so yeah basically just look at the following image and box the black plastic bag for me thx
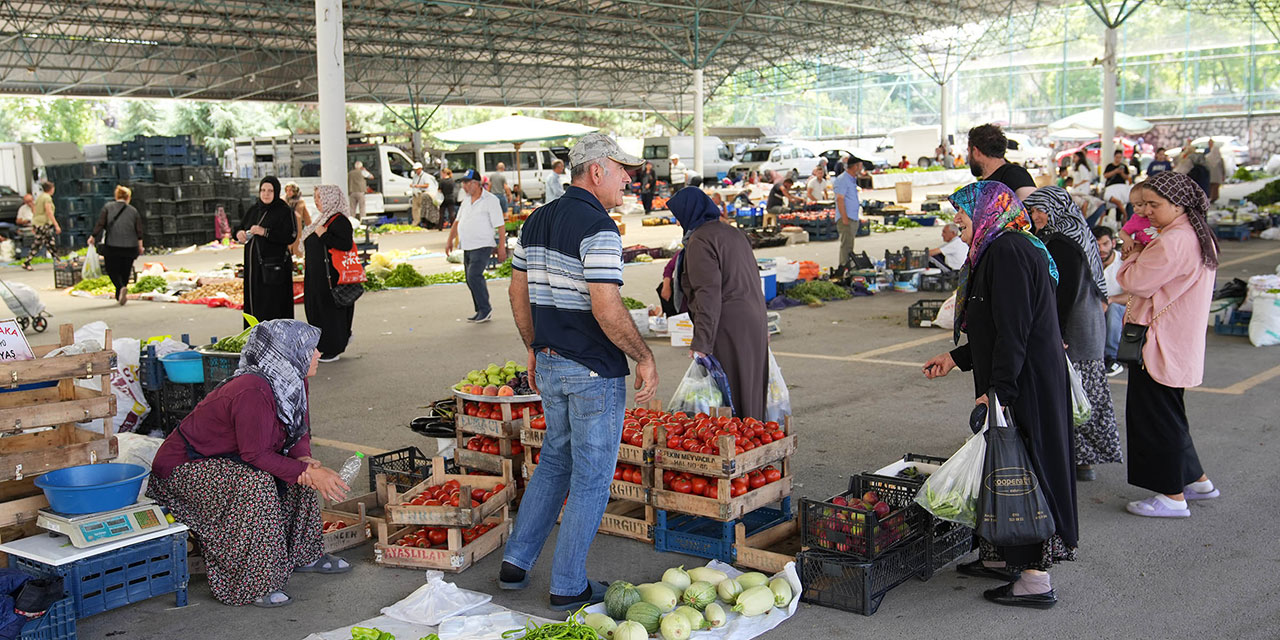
[976,392,1056,547]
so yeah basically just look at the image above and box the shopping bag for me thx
[1066,360,1092,426]
[667,355,729,415]
[975,392,1056,547]
[765,349,791,423]
[82,245,102,280]
[914,421,987,527]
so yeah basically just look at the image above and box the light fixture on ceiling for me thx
[463,6,475,16]
[295,79,302,88]
[249,74,256,83]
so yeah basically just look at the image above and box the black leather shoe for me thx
[983,583,1057,609]
[1077,466,1097,481]
[957,560,1020,582]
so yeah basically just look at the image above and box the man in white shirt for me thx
[928,223,969,271]
[544,160,566,204]
[13,194,34,259]
[1093,225,1128,376]
[447,169,508,323]
[669,155,688,192]
[409,162,438,228]
[15,194,33,227]
[804,166,831,204]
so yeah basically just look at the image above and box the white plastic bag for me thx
[931,291,957,329]
[1248,292,1280,347]
[1067,360,1092,426]
[82,244,102,280]
[115,433,165,496]
[775,260,801,283]
[381,570,492,627]
[914,423,987,527]
[667,358,723,415]
[1241,274,1280,312]
[73,322,150,433]
[765,349,790,423]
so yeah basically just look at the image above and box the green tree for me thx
[116,100,166,141]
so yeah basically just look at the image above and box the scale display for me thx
[37,501,169,549]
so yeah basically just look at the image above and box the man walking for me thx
[544,159,566,204]
[500,132,658,610]
[409,162,437,228]
[347,161,374,219]
[669,154,688,192]
[446,169,506,323]
[833,157,864,269]
[488,162,513,216]
[965,124,1036,201]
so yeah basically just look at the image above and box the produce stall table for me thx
[869,169,972,190]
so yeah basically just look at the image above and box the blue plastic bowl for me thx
[160,350,204,384]
[35,463,149,514]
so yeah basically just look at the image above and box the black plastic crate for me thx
[907,299,947,328]
[128,182,160,203]
[920,521,973,580]
[176,215,209,232]
[182,166,215,183]
[114,161,153,181]
[162,215,178,234]
[369,446,460,493]
[800,475,925,560]
[144,216,164,235]
[919,270,960,292]
[797,538,928,616]
[175,199,201,215]
[197,344,240,394]
[153,166,183,183]
[52,261,82,289]
[1214,309,1251,336]
[151,200,176,216]
[885,247,930,270]
[139,337,193,391]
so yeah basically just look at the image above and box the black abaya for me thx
[239,198,296,326]
[303,215,356,358]
[950,233,1078,557]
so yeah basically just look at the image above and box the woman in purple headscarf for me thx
[669,188,768,420]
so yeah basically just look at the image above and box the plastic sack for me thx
[381,570,492,627]
[1067,360,1092,426]
[72,322,150,433]
[1262,227,1280,241]
[0,281,45,316]
[82,245,102,280]
[115,433,164,495]
[0,239,13,262]
[667,356,726,415]
[914,420,987,527]
[765,349,790,423]
[932,291,957,330]
[1249,292,1280,347]
[976,392,1056,546]
[1240,274,1280,312]
[775,260,801,283]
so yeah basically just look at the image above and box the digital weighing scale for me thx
[36,500,170,549]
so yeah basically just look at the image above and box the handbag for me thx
[250,209,292,285]
[1116,301,1175,367]
[323,226,365,307]
[975,391,1057,547]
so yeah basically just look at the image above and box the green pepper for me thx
[350,628,380,640]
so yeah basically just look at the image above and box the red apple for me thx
[862,491,879,505]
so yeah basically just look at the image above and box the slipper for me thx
[548,580,608,611]
[1183,485,1220,501]
[1125,496,1190,518]
[251,590,292,608]
[294,553,352,574]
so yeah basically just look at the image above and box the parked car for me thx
[1166,136,1250,167]
[1054,137,1153,168]
[0,185,21,224]
[729,144,819,181]
[817,149,888,175]
[1005,133,1053,168]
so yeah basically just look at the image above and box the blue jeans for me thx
[1105,302,1125,360]
[463,248,492,316]
[502,351,626,596]
[494,194,509,216]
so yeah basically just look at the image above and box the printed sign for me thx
[0,319,35,363]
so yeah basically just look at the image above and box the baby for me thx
[1121,182,1159,245]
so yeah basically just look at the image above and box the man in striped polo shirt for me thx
[499,133,658,610]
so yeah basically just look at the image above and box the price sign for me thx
[0,319,35,363]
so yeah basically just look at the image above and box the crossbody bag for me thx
[1116,300,1175,368]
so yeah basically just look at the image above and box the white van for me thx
[874,126,942,168]
[728,143,819,181]
[442,144,568,201]
[641,136,735,183]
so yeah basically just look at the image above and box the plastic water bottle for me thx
[338,452,365,486]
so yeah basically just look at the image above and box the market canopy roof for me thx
[1048,108,1154,135]
[433,115,597,145]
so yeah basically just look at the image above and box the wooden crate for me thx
[525,454,652,505]
[454,392,540,438]
[519,414,544,448]
[374,509,510,572]
[383,458,514,527]
[653,459,793,521]
[734,519,801,574]
[600,500,655,543]
[618,423,655,466]
[321,505,371,554]
[653,416,795,479]
[454,432,524,475]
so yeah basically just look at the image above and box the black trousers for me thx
[1126,365,1205,494]
[641,192,654,214]
[101,245,138,294]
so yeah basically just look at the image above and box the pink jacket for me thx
[1116,216,1216,388]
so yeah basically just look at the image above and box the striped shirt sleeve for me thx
[579,229,623,284]
[512,237,527,272]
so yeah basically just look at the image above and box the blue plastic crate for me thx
[14,531,189,618]
[1214,309,1252,336]
[18,596,75,640]
[1214,224,1250,241]
[655,499,792,563]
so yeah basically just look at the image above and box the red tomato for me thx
[705,484,719,499]
[690,477,707,495]
[400,534,418,545]
[682,439,700,452]
[449,495,461,507]
[533,451,541,464]
[493,483,506,493]
[511,442,524,455]
[730,484,747,497]
[482,491,494,502]
[667,436,683,449]
[742,440,756,451]
[614,467,625,481]
[471,488,488,502]
[428,529,448,545]
[749,473,767,489]
[763,466,782,483]
[764,421,779,430]
[424,499,442,507]
[671,478,693,494]
[482,443,499,455]
[663,470,677,485]
[771,431,786,442]
[532,416,547,430]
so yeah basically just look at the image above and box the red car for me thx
[1054,138,1153,167]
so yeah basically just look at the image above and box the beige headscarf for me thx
[297,184,348,245]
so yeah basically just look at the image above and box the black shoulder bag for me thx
[1116,301,1174,368]
[251,208,292,285]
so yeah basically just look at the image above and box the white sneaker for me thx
[318,355,340,363]
[1106,361,1124,377]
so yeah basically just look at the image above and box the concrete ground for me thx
[8,181,1279,639]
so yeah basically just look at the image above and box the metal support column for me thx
[315,0,348,196]
[1101,27,1118,166]
[693,68,704,177]
[940,78,952,158]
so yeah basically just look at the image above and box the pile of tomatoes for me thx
[529,415,546,430]
[662,465,783,499]
[613,463,645,484]
[465,435,524,456]
[529,448,541,465]
[661,416,786,456]
[396,521,500,549]
[321,520,349,533]
[400,479,507,507]
[463,401,542,420]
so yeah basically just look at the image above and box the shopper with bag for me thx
[237,176,297,326]
[300,185,358,363]
[922,181,1077,609]
[88,185,144,306]
[1116,171,1220,518]
[669,187,769,420]
[1024,186,1122,482]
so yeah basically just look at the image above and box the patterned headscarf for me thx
[233,319,320,453]
[1142,171,1219,269]
[297,184,348,246]
[949,181,1058,343]
[1024,186,1107,300]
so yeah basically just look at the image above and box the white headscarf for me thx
[297,184,348,245]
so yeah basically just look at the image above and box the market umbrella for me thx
[1046,127,1098,140]
[433,114,599,205]
[1047,108,1153,135]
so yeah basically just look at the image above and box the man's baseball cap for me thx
[844,154,867,166]
[456,168,480,181]
[569,133,643,170]
[412,161,423,170]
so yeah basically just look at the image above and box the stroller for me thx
[0,280,50,333]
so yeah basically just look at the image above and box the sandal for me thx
[294,553,352,574]
[1125,495,1190,518]
[251,590,292,608]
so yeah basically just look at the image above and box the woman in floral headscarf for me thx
[923,181,1076,610]
[300,185,356,362]
[1118,171,1220,519]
